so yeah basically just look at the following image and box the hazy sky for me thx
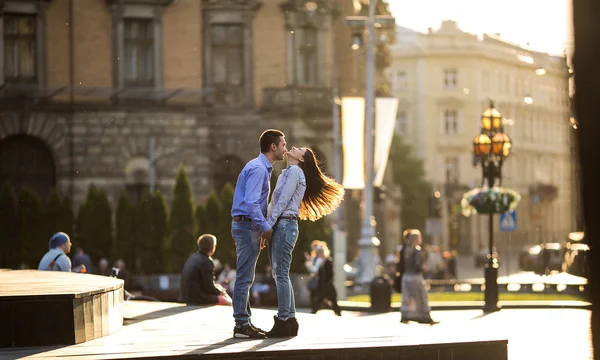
[387,0,573,56]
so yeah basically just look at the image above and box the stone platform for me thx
[0,269,124,348]
[1,301,508,359]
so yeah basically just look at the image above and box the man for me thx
[38,232,86,273]
[231,129,287,339]
[180,234,231,306]
[73,247,92,273]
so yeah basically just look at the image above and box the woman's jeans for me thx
[270,219,299,321]
[231,220,261,328]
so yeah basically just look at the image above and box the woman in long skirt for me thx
[400,229,438,324]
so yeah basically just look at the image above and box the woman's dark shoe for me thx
[287,317,299,336]
[266,316,291,338]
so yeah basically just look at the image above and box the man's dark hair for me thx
[197,234,217,255]
[259,129,284,153]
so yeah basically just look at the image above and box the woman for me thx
[305,241,342,316]
[400,229,438,324]
[264,147,344,338]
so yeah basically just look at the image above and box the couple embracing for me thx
[231,129,344,339]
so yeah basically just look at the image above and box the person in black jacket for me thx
[305,241,341,316]
[180,234,232,306]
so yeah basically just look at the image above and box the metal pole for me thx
[507,232,511,278]
[484,171,499,312]
[332,28,347,300]
[149,137,155,194]
[355,0,378,287]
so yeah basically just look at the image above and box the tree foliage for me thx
[19,187,45,268]
[44,189,62,240]
[138,191,168,274]
[389,135,432,235]
[76,184,113,264]
[114,191,137,272]
[168,168,196,273]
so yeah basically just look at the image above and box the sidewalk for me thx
[339,299,592,312]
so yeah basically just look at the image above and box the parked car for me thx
[562,242,589,278]
[474,249,499,268]
[519,245,540,271]
[519,243,564,273]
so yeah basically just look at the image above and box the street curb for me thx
[338,300,592,312]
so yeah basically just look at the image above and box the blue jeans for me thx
[232,220,261,328]
[270,219,299,321]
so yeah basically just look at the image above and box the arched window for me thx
[0,134,56,200]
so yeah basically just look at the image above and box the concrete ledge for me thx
[0,270,124,348]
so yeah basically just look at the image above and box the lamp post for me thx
[472,101,512,313]
[345,0,395,287]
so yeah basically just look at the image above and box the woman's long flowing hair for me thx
[298,148,345,221]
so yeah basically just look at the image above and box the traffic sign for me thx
[499,210,517,232]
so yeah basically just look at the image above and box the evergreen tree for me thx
[150,191,168,273]
[77,185,113,264]
[44,189,62,240]
[168,168,196,273]
[114,191,136,271]
[138,191,168,274]
[215,183,236,267]
[19,187,45,268]
[59,194,75,237]
[195,203,207,238]
[0,182,18,268]
[389,135,432,234]
[204,191,222,236]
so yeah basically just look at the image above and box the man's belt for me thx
[278,215,298,221]
[232,216,253,222]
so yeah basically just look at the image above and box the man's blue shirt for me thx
[231,153,273,232]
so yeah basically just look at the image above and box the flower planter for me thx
[461,187,521,217]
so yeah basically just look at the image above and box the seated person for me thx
[38,232,86,273]
[179,234,231,306]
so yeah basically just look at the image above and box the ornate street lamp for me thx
[472,101,512,313]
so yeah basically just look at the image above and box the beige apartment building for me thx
[389,21,574,254]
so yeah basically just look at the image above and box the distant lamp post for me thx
[524,95,533,105]
[472,101,512,313]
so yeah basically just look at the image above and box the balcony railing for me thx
[0,83,214,109]
[262,86,332,114]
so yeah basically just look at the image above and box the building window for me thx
[111,3,170,92]
[444,68,458,88]
[211,24,244,104]
[443,109,459,135]
[395,71,407,92]
[445,157,459,184]
[296,27,318,86]
[123,19,154,87]
[395,111,408,135]
[4,14,36,83]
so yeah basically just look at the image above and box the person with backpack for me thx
[38,232,86,273]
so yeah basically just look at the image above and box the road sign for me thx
[499,210,517,232]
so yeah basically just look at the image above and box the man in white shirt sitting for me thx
[38,232,85,273]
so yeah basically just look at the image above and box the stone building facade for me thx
[0,0,401,262]
[0,0,341,208]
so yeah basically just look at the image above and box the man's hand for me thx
[259,228,273,250]
[263,228,273,241]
